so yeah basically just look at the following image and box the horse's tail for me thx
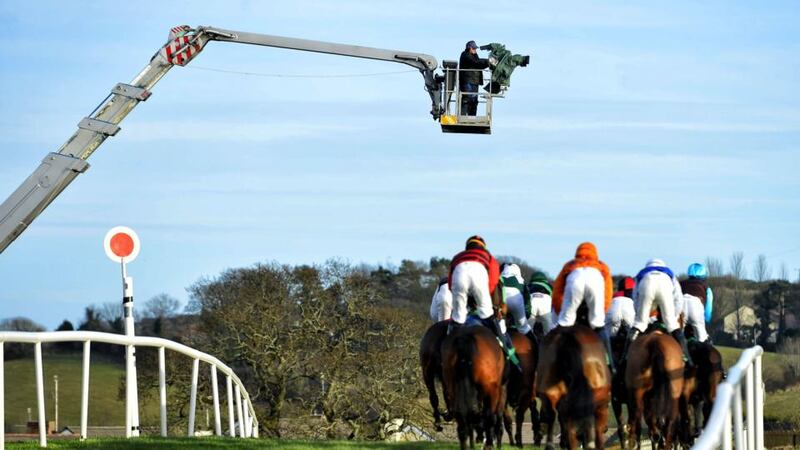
[452,332,478,417]
[651,340,676,422]
[559,331,594,420]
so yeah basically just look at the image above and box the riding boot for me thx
[622,327,640,363]
[481,317,521,369]
[594,327,616,376]
[525,329,539,348]
[671,329,695,368]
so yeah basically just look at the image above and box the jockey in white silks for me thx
[605,276,636,338]
[501,263,536,343]
[429,277,453,322]
[680,263,714,343]
[527,271,555,334]
[627,259,694,367]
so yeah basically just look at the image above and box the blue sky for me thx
[1,1,799,329]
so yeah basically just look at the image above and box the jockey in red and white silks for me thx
[429,277,453,322]
[448,236,500,326]
[629,258,694,366]
[605,277,635,338]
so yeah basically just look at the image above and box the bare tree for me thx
[142,293,181,318]
[779,262,789,281]
[729,251,746,343]
[753,254,772,282]
[729,251,746,279]
[705,256,724,277]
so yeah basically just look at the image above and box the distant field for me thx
[3,353,161,428]
[5,437,462,450]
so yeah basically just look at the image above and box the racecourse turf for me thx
[4,437,468,449]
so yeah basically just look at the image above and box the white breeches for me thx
[429,284,453,322]
[682,294,709,342]
[505,286,531,334]
[451,261,493,323]
[557,267,607,329]
[605,296,635,337]
[633,273,680,333]
[529,292,555,333]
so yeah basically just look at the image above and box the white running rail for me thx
[0,331,259,448]
[692,345,764,450]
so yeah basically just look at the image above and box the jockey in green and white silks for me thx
[501,263,536,342]
[527,271,555,334]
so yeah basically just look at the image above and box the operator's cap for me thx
[466,40,478,49]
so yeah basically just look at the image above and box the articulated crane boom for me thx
[0,25,444,254]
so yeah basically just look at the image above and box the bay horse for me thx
[442,325,509,449]
[420,320,450,431]
[625,330,685,450]
[536,325,611,450]
[678,339,723,447]
[502,329,539,447]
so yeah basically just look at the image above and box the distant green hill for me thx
[3,354,153,428]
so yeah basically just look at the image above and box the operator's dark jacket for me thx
[459,50,489,89]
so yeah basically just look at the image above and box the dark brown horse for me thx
[502,329,539,447]
[625,330,685,450]
[442,325,509,449]
[610,324,631,449]
[679,339,724,447]
[536,325,611,450]
[420,320,450,431]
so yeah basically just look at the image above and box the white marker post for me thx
[104,226,141,438]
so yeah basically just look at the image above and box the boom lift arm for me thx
[0,25,444,253]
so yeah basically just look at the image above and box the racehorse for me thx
[625,330,685,450]
[679,339,724,446]
[536,325,611,450]
[420,320,450,431]
[442,325,509,449]
[502,329,539,447]
[610,324,631,449]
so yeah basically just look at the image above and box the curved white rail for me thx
[0,331,258,448]
[692,345,764,450]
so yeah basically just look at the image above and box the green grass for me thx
[716,346,795,391]
[3,353,158,428]
[764,385,800,427]
[5,437,462,449]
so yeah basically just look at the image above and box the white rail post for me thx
[746,364,755,450]
[211,365,222,436]
[80,341,91,440]
[34,341,47,448]
[226,376,235,437]
[125,343,133,438]
[243,400,251,437]
[188,358,199,436]
[723,408,732,450]
[754,354,764,450]
[158,346,167,437]
[235,384,244,438]
[1,342,4,450]
[733,385,744,450]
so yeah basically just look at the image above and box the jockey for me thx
[501,263,536,343]
[605,277,635,338]
[527,271,555,334]
[680,263,713,343]
[628,259,694,367]
[553,242,615,373]
[448,236,521,365]
[429,277,453,322]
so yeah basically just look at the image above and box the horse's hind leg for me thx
[514,403,526,447]
[540,397,557,450]
[595,402,609,450]
[612,397,626,450]
[456,416,470,450]
[628,389,644,450]
[502,408,514,446]
[424,371,444,431]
